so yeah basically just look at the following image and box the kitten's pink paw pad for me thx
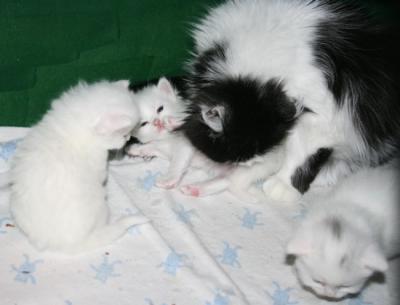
[156,178,178,189]
[180,185,200,197]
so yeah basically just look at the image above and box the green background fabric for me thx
[0,0,397,127]
[0,0,219,126]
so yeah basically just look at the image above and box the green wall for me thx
[0,0,219,126]
[0,0,397,127]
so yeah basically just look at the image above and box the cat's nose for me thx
[153,118,164,131]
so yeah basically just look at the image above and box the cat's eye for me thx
[157,106,164,113]
[140,121,148,127]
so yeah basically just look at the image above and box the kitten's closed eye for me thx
[140,121,148,127]
[157,106,164,113]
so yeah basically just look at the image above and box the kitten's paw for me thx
[180,185,201,197]
[262,176,300,203]
[156,177,179,189]
[126,146,156,160]
[164,116,182,131]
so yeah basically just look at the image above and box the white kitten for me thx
[128,78,282,200]
[286,163,400,299]
[10,80,148,254]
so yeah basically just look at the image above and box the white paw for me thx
[156,177,179,189]
[262,176,301,203]
[126,146,156,160]
[180,185,201,197]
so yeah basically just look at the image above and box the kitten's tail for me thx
[71,214,150,255]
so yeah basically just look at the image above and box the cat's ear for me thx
[361,244,388,273]
[114,80,130,89]
[95,114,134,136]
[286,231,312,256]
[200,105,225,133]
[157,77,175,98]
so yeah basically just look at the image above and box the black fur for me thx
[291,148,333,194]
[179,76,299,163]
[313,1,400,165]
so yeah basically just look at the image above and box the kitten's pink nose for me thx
[153,118,164,131]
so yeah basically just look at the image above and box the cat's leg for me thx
[180,177,230,197]
[229,154,282,203]
[126,143,167,160]
[156,145,194,189]
[263,116,334,202]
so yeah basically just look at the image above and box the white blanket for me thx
[0,127,395,305]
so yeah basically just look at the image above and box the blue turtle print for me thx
[158,249,187,276]
[172,204,197,226]
[265,281,298,305]
[137,170,160,192]
[238,208,263,229]
[90,255,122,283]
[0,139,20,161]
[144,298,167,305]
[348,295,372,305]
[11,254,43,284]
[205,290,230,305]
[64,300,73,305]
[0,216,12,234]
[216,241,241,268]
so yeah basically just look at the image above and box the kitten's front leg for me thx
[126,143,167,160]
[156,144,194,189]
[263,116,332,203]
[180,176,230,197]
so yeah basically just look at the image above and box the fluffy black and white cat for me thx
[180,0,400,201]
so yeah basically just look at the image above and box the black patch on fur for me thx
[179,76,299,163]
[291,148,333,194]
[313,1,400,164]
[191,43,226,77]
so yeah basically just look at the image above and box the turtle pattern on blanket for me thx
[0,128,390,305]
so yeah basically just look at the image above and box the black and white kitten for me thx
[180,0,400,201]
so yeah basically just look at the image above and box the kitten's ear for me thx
[95,114,134,136]
[200,105,225,133]
[157,77,175,98]
[114,80,130,89]
[286,232,312,256]
[361,244,388,273]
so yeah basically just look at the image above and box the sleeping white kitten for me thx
[128,78,282,200]
[286,162,400,299]
[10,80,148,254]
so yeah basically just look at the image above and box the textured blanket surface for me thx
[0,127,395,305]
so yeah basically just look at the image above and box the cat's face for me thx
[133,78,185,143]
[287,217,388,300]
[181,77,299,163]
[88,80,139,150]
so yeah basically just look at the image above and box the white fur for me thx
[128,78,282,199]
[287,162,400,299]
[10,80,148,254]
[191,0,370,201]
